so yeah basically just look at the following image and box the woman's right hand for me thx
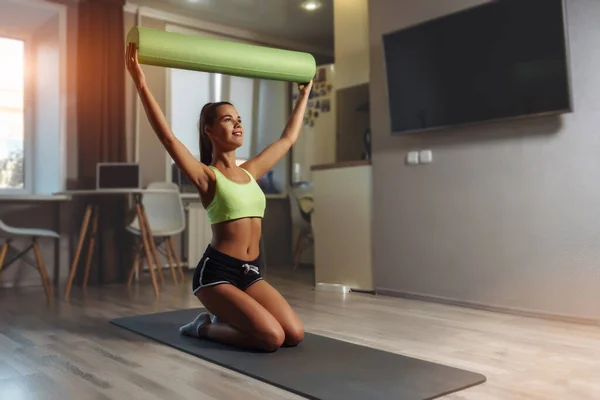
[126,42,146,89]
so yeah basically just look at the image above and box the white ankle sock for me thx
[179,312,212,337]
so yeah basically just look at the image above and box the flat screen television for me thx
[382,0,572,135]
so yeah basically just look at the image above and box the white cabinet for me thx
[186,202,212,269]
[312,162,374,291]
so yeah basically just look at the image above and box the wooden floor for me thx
[1,267,600,400]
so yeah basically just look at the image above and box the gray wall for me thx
[369,0,600,320]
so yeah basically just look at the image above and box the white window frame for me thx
[0,34,33,195]
[0,1,67,196]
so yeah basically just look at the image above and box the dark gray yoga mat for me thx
[110,308,486,400]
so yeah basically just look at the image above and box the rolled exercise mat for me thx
[126,26,317,83]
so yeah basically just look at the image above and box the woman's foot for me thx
[179,312,212,338]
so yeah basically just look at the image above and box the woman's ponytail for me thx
[198,101,232,166]
[199,103,214,165]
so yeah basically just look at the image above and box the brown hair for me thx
[198,101,232,165]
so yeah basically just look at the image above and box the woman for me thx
[126,43,312,352]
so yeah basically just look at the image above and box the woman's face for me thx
[206,104,244,151]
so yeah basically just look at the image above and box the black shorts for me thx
[192,245,263,295]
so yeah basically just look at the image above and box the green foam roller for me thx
[126,26,316,83]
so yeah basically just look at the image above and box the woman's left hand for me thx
[298,80,313,97]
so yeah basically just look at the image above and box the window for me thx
[0,31,63,195]
[169,68,212,159]
[0,4,66,196]
[0,37,25,191]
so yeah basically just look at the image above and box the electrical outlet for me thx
[420,150,433,164]
[406,151,419,165]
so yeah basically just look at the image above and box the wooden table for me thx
[55,189,175,299]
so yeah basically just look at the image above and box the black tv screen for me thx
[382,0,572,135]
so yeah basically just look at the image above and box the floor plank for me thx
[1,266,599,399]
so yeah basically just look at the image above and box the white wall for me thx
[333,0,370,89]
[369,0,600,320]
[256,78,288,190]
[33,16,61,195]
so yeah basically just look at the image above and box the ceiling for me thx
[128,0,334,57]
[0,0,334,61]
[0,0,60,38]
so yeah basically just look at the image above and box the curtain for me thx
[75,0,128,284]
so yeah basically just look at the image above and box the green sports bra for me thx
[205,166,266,225]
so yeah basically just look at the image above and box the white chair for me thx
[127,182,186,285]
[0,219,58,300]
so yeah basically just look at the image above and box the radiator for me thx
[186,202,212,269]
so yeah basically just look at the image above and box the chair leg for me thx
[64,204,93,300]
[151,238,165,285]
[0,242,8,284]
[138,203,164,285]
[32,239,52,301]
[166,237,184,281]
[163,238,178,285]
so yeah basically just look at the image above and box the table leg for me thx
[82,206,99,288]
[64,204,93,300]
[134,198,159,296]
[53,201,61,288]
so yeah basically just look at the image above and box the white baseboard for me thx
[376,287,600,326]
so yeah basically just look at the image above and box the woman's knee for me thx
[284,323,305,346]
[259,324,286,352]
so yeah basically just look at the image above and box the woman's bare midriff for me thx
[209,217,262,261]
